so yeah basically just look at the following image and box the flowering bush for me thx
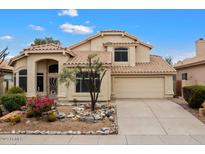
[27,96,55,117]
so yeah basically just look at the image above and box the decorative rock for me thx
[20,106,27,111]
[93,114,102,120]
[109,116,114,122]
[25,120,31,125]
[80,115,95,123]
[11,130,15,134]
[101,127,110,132]
[67,113,75,118]
[0,111,22,122]
[76,131,81,135]
[105,111,113,117]
[57,112,66,119]
[34,130,41,134]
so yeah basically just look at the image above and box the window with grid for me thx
[76,72,100,93]
[114,48,128,62]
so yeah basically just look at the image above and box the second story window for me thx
[114,48,128,62]
[182,73,188,80]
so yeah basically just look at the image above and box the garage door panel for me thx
[113,77,164,98]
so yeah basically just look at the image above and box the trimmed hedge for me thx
[183,85,205,108]
[1,94,26,112]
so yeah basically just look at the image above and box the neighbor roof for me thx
[0,61,13,72]
[65,51,112,67]
[9,43,75,66]
[111,55,176,75]
[67,30,153,50]
[174,56,205,69]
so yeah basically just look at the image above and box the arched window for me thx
[19,69,27,92]
[49,64,58,73]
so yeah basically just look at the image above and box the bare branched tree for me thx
[0,47,9,76]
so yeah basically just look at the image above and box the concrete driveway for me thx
[117,99,205,135]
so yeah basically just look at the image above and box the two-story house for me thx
[9,30,176,101]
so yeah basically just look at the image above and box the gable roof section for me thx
[65,51,111,67]
[174,56,205,69]
[9,43,75,66]
[111,55,176,75]
[67,30,153,50]
[0,61,13,72]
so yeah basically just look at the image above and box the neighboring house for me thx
[0,61,13,95]
[9,30,176,101]
[174,38,205,88]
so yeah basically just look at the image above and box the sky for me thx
[0,9,205,63]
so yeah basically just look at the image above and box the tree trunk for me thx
[91,100,96,111]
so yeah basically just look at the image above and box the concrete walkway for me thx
[1,99,205,145]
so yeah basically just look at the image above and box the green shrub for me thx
[1,94,26,112]
[7,87,24,94]
[183,85,205,108]
[47,112,57,122]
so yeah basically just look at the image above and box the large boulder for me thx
[0,111,22,122]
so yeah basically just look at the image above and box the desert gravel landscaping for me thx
[0,103,118,135]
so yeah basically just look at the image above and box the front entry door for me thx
[48,77,58,98]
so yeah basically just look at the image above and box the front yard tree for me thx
[164,56,173,65]
[32,37,61,46]
[59,54,106,111]
[0,47,9,76]
[77,54,106,111]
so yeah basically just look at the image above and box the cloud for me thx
[60,23,93,35]
[85,20,90,24]
[29,24,45,31]
[58,9,78,17]
[0,35,14,40]
[6,55,14,60]
[171,51,195,64]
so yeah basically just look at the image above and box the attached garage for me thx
[112,77,165,98]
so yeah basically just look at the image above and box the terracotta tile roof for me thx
[66,51,111,66]
[0,61,13,72]
[9,43,75,66]
[111,55,176,75]
[67,30,153,50]
[174,56,205,69]
[24,43,66,51]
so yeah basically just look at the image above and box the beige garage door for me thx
[113,77,164,98]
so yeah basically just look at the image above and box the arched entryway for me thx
[36,59,59,98]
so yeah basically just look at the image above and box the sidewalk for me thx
[0,135,205,145]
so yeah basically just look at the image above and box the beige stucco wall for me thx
[176,64,205,86]
[136,45,150,63]
[13,53,70,98]
[71,34,151,65]
[72,35,135,52]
